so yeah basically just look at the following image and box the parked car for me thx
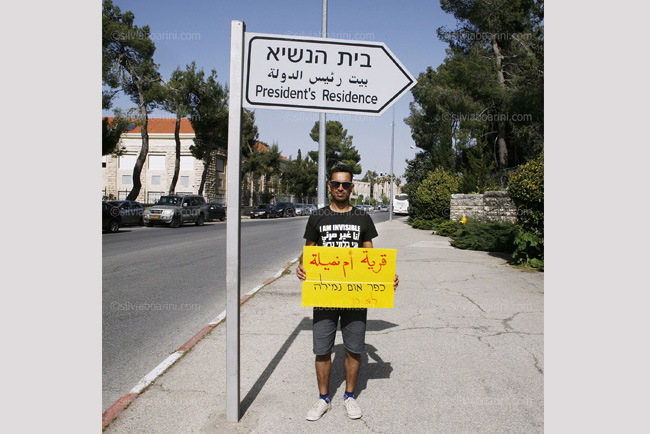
[107,200,145,226]
[294,203,306,216]
[305,204,318,215]
[275,202,296,217]
[102,202,122,233]
[206,203,226,221]
[379,204,389,212]
[143,194,209,228]
[250,204,277,219]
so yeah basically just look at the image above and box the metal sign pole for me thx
[389,106,395,222]
[226,19,245,423]
[317,0,328,208]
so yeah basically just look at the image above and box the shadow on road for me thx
[239,317,397,417]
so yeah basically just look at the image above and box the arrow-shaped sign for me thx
[243,33,416,116]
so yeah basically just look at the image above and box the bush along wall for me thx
[449,220,519,252]
[507,150,544,269]
[409,168,460,221]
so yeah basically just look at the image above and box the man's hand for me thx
[394,274,399,291]
[296,263,306,281]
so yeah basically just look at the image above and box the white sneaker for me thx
[306,398,331,421]
[344,397,362,419]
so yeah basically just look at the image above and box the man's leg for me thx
[315,353,332,395]
[340,309,366,419]
[344,349,361,394]
[307,309,337,421]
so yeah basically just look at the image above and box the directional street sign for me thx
[243,32,416,116]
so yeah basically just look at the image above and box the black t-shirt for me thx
[303,206,378,247]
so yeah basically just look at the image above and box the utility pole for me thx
[317,0,328,208]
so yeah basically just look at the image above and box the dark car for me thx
[250,204,277,219]
[102,202,122,233]
[207,203,226,221]
[107,200,145,226]
[275,202,296,217]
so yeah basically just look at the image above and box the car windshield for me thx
[257,205,269,209]
[157,196,183,205]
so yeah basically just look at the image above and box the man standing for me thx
[296,164,399,421]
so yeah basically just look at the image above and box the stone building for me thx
[102,118,293,206]
[351,177,404,204]
[102,118,227,204]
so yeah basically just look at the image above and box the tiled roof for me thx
[103,118,290,160]
[103,117,195,134]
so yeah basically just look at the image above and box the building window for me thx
[151,175,161,185]
[148,155,166,170]
[102,156,107,168]
[216,158,225,172]
[180,156,194,171]
[119,154,137,169]
[122,175,132,185]
[180,176,190,187]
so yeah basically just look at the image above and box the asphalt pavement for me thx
[102,216,544,433]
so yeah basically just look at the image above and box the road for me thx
[102,211,392,411]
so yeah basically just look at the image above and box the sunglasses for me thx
[329,181,353,189]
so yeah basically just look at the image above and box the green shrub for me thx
[512,231,544,270]
[435,220,464,237]
[409,168,460,221]
[449,221,519,252]
[411,219,435,230]
[508,150,544,236]
[410,217,446,231]
[508,150,543,267]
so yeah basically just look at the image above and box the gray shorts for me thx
[312,308,367,355]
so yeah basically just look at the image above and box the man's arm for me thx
[296,239,317,281]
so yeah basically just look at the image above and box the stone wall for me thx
[450,191,517,223]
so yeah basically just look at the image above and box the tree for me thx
[438,0,544,168]
[403,151,436,197]
[102,114,131,156]
[237,109,262,205]
[362,170,378,200]
[187,69,229,195]
[308,121,362,176]
[242,141,283,205]
[406,0,543,178]
[458,140,500,193]
[282,149,318,202]
[159,64,197,194]
[103,0,162,201]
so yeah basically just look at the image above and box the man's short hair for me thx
[329,163,354,181]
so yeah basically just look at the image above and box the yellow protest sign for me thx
[302,246,396,308]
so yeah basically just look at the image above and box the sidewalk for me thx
[103,218,544,433]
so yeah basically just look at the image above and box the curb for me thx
[102,257,299,430]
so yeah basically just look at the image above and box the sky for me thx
[103,0,460,178]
